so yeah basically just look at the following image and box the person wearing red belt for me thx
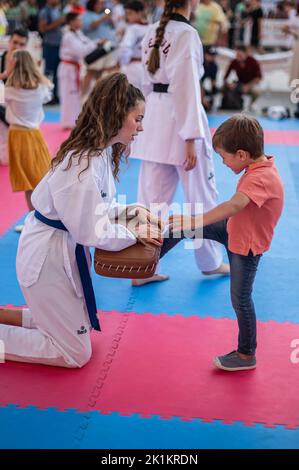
[57,12,101,129]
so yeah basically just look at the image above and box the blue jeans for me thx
[42,43,60,100]
[160,220,262,355]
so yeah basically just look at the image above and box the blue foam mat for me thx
[45,110,299,131]
[0,406,298,449]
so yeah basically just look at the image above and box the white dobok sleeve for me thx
[52,175,137,251]
[60,31,96,61]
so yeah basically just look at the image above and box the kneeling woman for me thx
[0,73,161,368]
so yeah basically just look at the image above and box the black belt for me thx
[153,83,169,93]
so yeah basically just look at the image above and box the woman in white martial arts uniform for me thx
[0,73,162,368]
[118,1,149,89]
[58,12,100,129]
[131,0,229,286]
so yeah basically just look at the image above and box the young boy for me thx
[168,114,284,371]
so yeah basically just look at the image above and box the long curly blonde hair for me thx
[51,73,145,180]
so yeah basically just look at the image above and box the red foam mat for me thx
[0,125,68,235]
[40,124,69,156]
[1,311,299,428]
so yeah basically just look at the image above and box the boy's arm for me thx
[169,192,250,233]
[199,192,250,228]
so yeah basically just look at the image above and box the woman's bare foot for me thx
[0,307,22,326]
[131,274,169,287]
[202,263,230,276]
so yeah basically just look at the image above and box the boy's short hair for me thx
[65,12,80,24]
[125,1,145,12]
[11,28,29,40]
[212,114,264,159]
[235,44,248,54]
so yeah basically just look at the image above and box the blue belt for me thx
[34,210,101,332]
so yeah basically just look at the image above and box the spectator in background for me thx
[201,45,218,111]
[223,44,262,104]
[152,0,164,23]
[0,1,8,36]
[244,0,263,51]
[0,28,29,125]
[284,1,297,21]
[38,0,65,105]
[111,0,126,42]
[0,27,29,81]
[20,0,39,31]
[81,0,117,97]
[82,0,114,43]
[235,0,246,44]
[195,0,228,46]
[282,4,299,117]
[5,0,23,33]
[63,0,86,14]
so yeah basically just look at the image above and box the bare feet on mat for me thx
[202,263,230,276]
[131,274,170,287]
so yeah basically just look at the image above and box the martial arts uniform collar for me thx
[170,12,190,25]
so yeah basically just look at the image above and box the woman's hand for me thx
[135,222,163,247]
[128,206,164,230]
[184,140,197,171]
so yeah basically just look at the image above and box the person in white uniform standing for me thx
[118,1,149,89]
[131,0,229,286]
[0,73,162,368]
[58,12,101,129]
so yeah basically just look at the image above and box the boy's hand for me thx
[168,214,197,234]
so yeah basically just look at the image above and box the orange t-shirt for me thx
[227,157,284,256]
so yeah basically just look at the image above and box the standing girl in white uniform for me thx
[58,12,100,129]
[118,1,149,89]
[131,0,229,285]
[0,73,162,368]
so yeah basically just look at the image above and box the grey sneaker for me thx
[213,350,256,371]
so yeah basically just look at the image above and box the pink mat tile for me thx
[1,311,299,428]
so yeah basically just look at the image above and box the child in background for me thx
[169,114,284,371]
[111,0,126,42]
[119,1,149,89]
[5,50,52,223]
[58,12,100,129]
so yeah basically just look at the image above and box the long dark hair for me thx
[147,0,187,74]
[51,73,144,179]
